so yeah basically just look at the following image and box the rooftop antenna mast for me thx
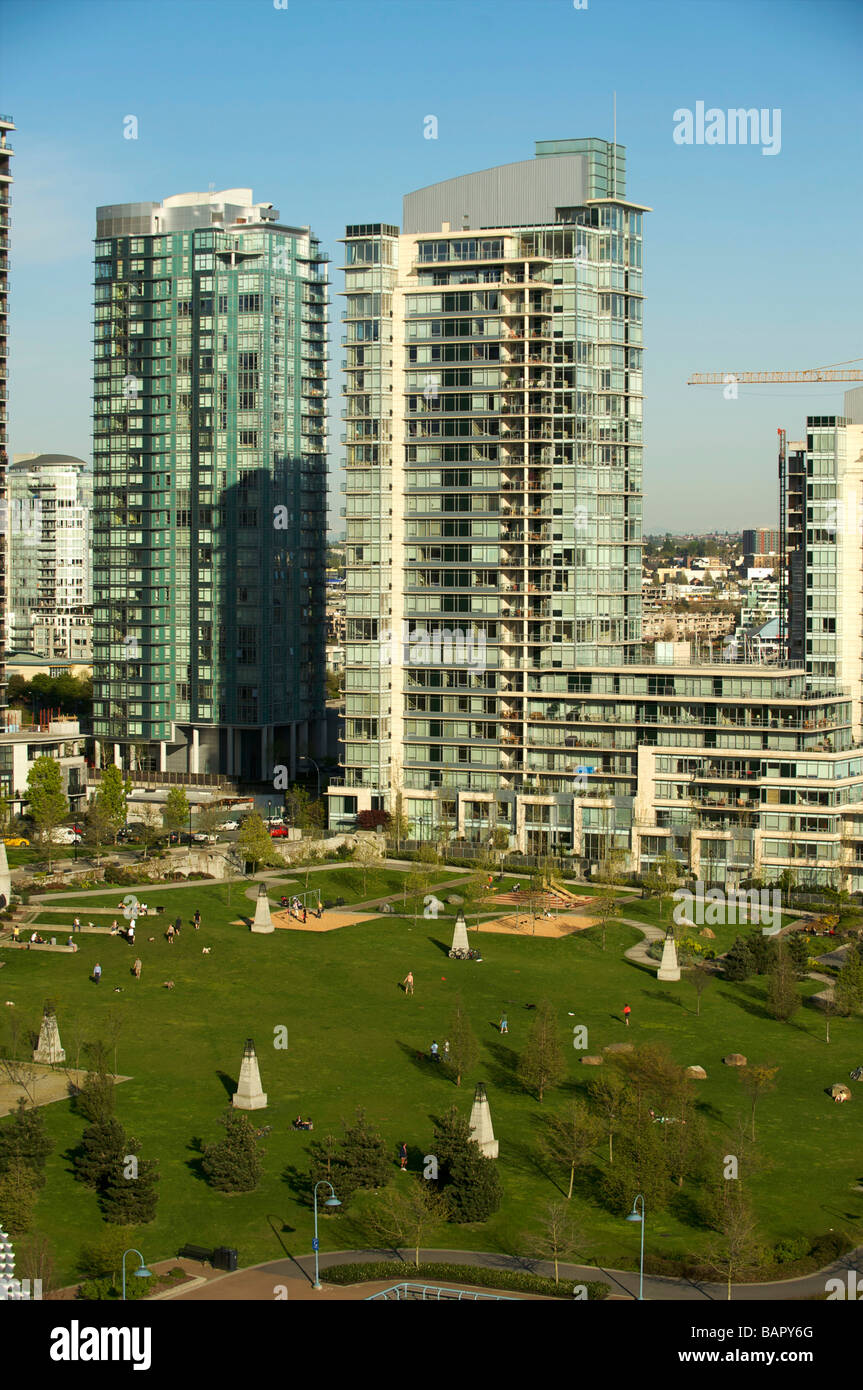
[612,92,617,199]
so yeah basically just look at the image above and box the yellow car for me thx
[3,837,30,847]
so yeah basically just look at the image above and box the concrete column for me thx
[159,741,167,772]
[226,726,235,777]
[93,738,101,770]
[113,744,121,768]
[190,728,200,775]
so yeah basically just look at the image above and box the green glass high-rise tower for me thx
[92,189,328,781]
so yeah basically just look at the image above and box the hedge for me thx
[319,1261,609,1299]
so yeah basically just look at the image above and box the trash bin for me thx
[213,1247,238,1272]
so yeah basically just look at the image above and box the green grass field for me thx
[1,866,862,1287]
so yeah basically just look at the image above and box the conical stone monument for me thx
[33,1009,65,1065]
[232,1038,267,1110]
[468,1081,499,1158]
[450,910,470,956]
[0,842,11,911]
[251,883,274,933]
[656,927,681,982]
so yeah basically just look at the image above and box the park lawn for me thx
[0,879,861,1288]
[5,843,80,868]
[616,897,799,957]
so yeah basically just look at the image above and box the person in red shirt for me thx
[623,1004,632,1027]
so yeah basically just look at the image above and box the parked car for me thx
[218,820,239,831]
[3,836,29,847]
[269,825,291,838]
[192,832,217,844]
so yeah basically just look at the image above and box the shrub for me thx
[319,1261,609,1299]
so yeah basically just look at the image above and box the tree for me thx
[0,1097,53,1186]
[75,1046,115,1124]
[410,857,436,927]
[236,813,281,873]
[525,1201,589,1284]
[17,1230,56,1296]
[390,792,410,854]
[78,1226,137,1285]
[431,1106,502,1223]
[444,997,478,1088]
[163,787,190,834]
[723,935,753,982]
[348,1178,440,1269]
[688,962,715,1016]
[94,765,131,842]
[593,891,618,952]
[0,1158,40,1236]
[26,755,68,852]
[134,804,163,860]
[81,801,115,861]
[74,1117,127,1190]
[704,1189,764,1300]
[356,809,390,833]
[101,1136,160,1225]
[308,1108,390,1206]
[738,1063,779,1141]
[834,951,863,1017]
[517,1000,565,1102]
[352,836,382,898]
[765,943,799,1022]
[588,1069,628,1164]
[201,1110,263,1193]
[655,852,681,920]
[540,1099,601,1200]
[785,932,811,978]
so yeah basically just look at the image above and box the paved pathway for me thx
[161,1243,863,1302]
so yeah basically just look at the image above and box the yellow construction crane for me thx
[688,356,863,386]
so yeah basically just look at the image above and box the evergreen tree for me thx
[431,1106,502,1223]
[785,932,811,978]
[745,930,777,976]
[74,1117,127,1191]
[0,1097,53,1186]
[0,1157,40,1237]
[308,1108,390,1205]
[202,1110,263,1193]
[723,935,753,982]
[101,1137,160,1225]
[517,1000,565,1102]
[765,943,800,1022]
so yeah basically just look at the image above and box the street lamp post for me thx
[302,757,321,801]
[121,1248,151,1301]
[267,799,272,826]
[625,1194,646,1301]
[312,1180,341,1290]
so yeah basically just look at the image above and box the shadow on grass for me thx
[184,1136,209,1183]
[482,1039,523,1095]
[653,989,688,1011]
[427,937,451,957]
[396,1039,449,1079]
[216,1069,235,1099]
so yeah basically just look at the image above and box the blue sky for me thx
[2,0,861,532]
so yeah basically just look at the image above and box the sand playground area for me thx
[471,908,599,938]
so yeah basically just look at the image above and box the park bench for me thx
[177,1244,214,1265]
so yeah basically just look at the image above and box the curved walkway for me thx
[164,1242,863,1303]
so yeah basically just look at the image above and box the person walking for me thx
[166,923,175,945]
[403,971,414,996]
[499,1012,508,1034]
[93,962,102,984]
[73,916,81,933]
[174,916,182,938]
[132,958,142,979]
[443,1040,450,1060]
[399,1141,408,1171]
[430,1040,440,1063]
[127,924,135,946]
[193,910,201,930]
[623,1004,632,1028]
